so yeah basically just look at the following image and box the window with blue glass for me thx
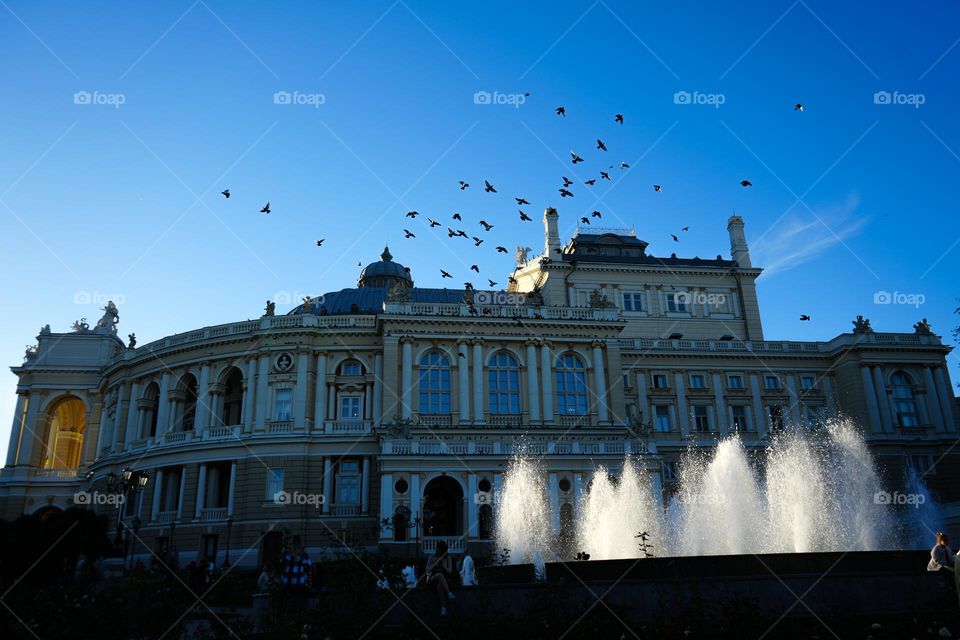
[418,352,451,414]
[555,354,588,415]
[488,352,521,414]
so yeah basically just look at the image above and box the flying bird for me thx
[447,227,457,238]
[600,171,610,180]
[406,211,419,218]
[671,234,679,242]
[559,188,574,198]
[653,185,662,192]
[620,162,630,169]
[682,226,689,232]
[800,314,811,321]
[316,239,325,246]
[794,103,804,112]
[591,210,601,218]
[221,189,230,198]
[556,106,566,116]
[508,276,517,285]
[519,210,532,221]
[473,237,483,246]
[453,213,462,221]
[479,220,493,231]
[597,139,607,151]
[740,180,752,187]
[487,279,497,287]
[496,246,508,253]
[580,217,590,225]
[615,113,624,124]
[571,151,584,164]
[403,229,415,238]
[456,229,468,238]
[427,218,441,227]
[515,197,530,205]
[562,176,574,187]
[484,180,497,193]
[470,265,479,273]
[440,270,452,278]
[260,202,271,214]
[459,180,470,190]
[584,179,596,185]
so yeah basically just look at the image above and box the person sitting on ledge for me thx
[425,540,456,615]
[928,532,956,572]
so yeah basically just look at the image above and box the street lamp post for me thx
[128,516,141,573]
[103,467,150,576]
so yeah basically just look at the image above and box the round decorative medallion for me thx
[273,351,295,372]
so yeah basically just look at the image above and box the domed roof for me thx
[358,246,413,288]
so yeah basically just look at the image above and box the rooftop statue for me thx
[386,281,412,303]
[914,318,934,336]
[515,245,532,268]
[264,300,276,317]
[852,315,873,335]
[95,301,119,333]
[127,333,137,349]
[72,318,90,333]
[589,288,614,309]
[39,324,51,335]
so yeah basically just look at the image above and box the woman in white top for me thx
[928,532,955,572]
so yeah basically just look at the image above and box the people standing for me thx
[425,540,456,615]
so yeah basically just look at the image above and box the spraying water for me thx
[495,419,935,563]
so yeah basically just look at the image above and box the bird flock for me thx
[218,100,809,319]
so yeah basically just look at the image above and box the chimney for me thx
[544,207,561,257]
[727,215,751,268]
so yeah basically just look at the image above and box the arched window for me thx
[891,371,920,427]
[41,397,86,469]
[488,352,521,415]
[338,360,364,376]
[418,352,451,414]
[220,367,244,427]
[142,383,160,438]
[555,354,588,415]
[176,375,199,431]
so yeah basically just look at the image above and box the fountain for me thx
[494,419,936,563]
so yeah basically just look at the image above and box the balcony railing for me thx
[156,510,178,523]
[421,536,465,554]
[33,468,81,479]
[205,426,240,440]
[163,431,192,444]
[200,507,227,521]
[331,504,360,517]
[489,415,523,427]
[417,415,453,427]
[324,420,371,435]
[618,332,942,355]
[267,421,294,433]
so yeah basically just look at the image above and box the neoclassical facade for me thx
[1,211,956,566]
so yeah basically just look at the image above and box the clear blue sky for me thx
[1,1,958,459]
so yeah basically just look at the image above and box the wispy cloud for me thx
[752,193,868,278]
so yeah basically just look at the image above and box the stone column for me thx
[111,382,130,451]
[860,366,883,433]
[322,457,332,514]
[195,363,211,431]
[467,474,478,537]
[294,352,309,426]
[592,341,609,422]
[526,341,540,422]
[380,473,393,539]
[5,394,25,466]
[327,384,336,421]
[872,367,893,432]
[254,355,269,430]
[822,375,836,416]
[410,473,421,522]
[242,358,256,432]
[458,342,470,423]
[155,372,171,437]
[361,457,370,514]
[549,473,560,534]
[472,341,485,423]
[785,375,802,428]
[227,462,237,516]
[675,372,689,435]
[749,373,766,438]
[177,468,187,519]
[712,374,726,435]
[124,383,141,447]
[373,353,383,426]
[935,367,957,432]
[194,464,207,520]
[401,338,413,420]
[923,367,946,431]
[95,404,110,456]
[151,469,164,521]
[540,343,554,422]
[573,473,583,522]
[636,372,649,426]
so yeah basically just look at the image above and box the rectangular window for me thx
[662,461,678,483]
[623,292,644,312]
[336,475,359,505]
[690,374,706,389]
[667,292,688,313]
[764,376,781,390]
[653,374,668,389]
[342,362,362,376]
[801,375,816,390]
[339,395,362,420]
[731,406,748,432]
[266,468,284,501]
[727,375,744,389]
[692,406,710,432]
[655,405,672,432]
[803,404,825,427]
[768,405,784,430]
[274,388,293,421]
